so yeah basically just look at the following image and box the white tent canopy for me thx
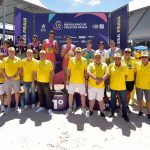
[0,0,54,24]
[128,6,150,40]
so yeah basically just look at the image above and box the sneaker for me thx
[66,108,72,117]
[138,111,143,116]
[147,114,150,119]
[100,112,105,118]
[1,105,5,112]
[108,111,114,118]
[15,107,21,113]
[48,109,53,117]
[36,107,45,113]
[4,107,11,115]
[122,115,129,122]
[24,105,29,109]
[81,108,86,116]
[87,111,93,117]
[31,104,35,109]
[127,106,131,113]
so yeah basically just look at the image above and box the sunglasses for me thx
[125,51,131,54]
[141,56,148,59]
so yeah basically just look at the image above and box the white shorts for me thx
[68,83,86,95]
[0,83,5,95]
[88,87,104,101]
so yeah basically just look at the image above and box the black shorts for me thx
[126,81,135,92]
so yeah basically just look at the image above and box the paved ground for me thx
[0,104,150,150]
[0,85,150,150]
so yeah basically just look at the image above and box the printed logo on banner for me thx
[92,24,104,29]
[41,24,46,32]
[53,21,63,30]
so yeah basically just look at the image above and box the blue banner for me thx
[14,8,33,44]
[34,13,109,50]
[110,5,128,51]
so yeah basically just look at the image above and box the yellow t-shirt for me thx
[2,56,21,80]
[21,58,37,82]
[88,62,108,88]
[109,62,128,90]
[135,62,150,89]
[122,56,135,81]
[35,59,53,83]
[0,60,5,83]
[68,57,87,84]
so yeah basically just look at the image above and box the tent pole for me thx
[2,0,6,42]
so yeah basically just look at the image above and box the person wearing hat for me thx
[87,52,108,117]
[21,49,37,109]
[122,48,136,113]
[96,41,110,100]
[135,51,150,119]
[108,53,129,122]
[96,41,109,64]
[61,36,76,91]
[42,30,59,91]
[28,35,42,60]
[108,40,122,63]
[66,47,87,117]
[15,36,27,59]
[2,47,21,114]
[34,50,54,117]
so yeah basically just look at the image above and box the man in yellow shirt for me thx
[122,48,135,113]
[87,52,108,117]
[0,60,5,112]
[21,49,37,109]
[34,50,54,117]
[2,47,21,114]
[108,53,129,122]
[66,47,87,116]
[135,51,150,119]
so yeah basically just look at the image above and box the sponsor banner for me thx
[14,8,33,44]
[34,13,109,51]
[110,5,128,50]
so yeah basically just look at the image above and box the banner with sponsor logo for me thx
[110,5,128,51]
[14,8,33,44]
[34,13,109,50]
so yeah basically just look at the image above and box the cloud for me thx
[73,0,101,6]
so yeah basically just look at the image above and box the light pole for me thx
[2,0,6,42]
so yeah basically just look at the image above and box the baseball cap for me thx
[124,48,131,53]
[75,47,82,52]
[17,36,24,41]
[98,41,104,45]
[94,52,101,57]
[141,51,149,57]
[114,53,121,58]
[39,50,46,54]
[32,35,38,39]
[8,47,15,51]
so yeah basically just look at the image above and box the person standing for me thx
[122,48,136,113]
[135,51,150,119]
[21,49,37,109]
[82,40,95,64]
[66,47,87,116]
[35,50,54,117]
[87,52,108,117]
[2,47,21,114]
[42,30,59,91]
[0,59,5,112]
[61,36,76,91]
[28,35,42,60]
[15,36,27,59]
[108,53,129,122]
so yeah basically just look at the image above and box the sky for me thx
[41,0,132,12]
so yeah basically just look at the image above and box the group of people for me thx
[0,30,150,122]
